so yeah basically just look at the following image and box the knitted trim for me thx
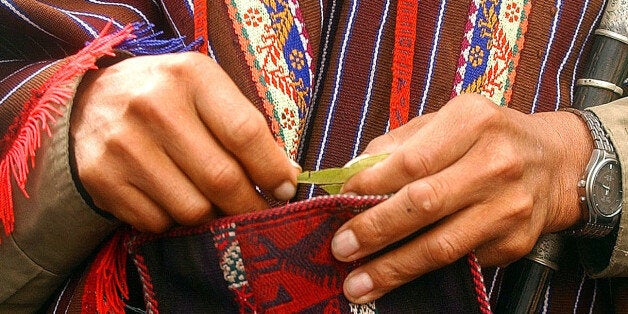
[0,22,135,241]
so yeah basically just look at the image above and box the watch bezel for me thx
[584,149,623,218]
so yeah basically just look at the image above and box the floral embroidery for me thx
[453,0,530,106]
[504,2,521,23]
[226,0,313,159]
[243,8,263,27]
[469,45,485,67]
[290,49,305,70]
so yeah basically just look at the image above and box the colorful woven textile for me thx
[86,196,487,313]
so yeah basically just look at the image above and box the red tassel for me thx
[0,22,136,241]
[81,230,130,314]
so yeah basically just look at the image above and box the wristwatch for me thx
[564,108,623,237]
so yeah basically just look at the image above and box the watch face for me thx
[592,160,623,216]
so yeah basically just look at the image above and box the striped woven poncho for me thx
[1,0,626,313]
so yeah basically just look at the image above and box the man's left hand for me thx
[332,94,592,303]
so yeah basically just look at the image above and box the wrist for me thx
[560,108,622,238]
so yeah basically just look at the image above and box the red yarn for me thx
[467,253,492,314]
[0,21,136,242]
[81,230,130,314]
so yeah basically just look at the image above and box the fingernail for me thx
[332,229,360,258]
[273,181,296,201]
[346,272,374,299]
[343,154,370,168]
[289,159,302,172]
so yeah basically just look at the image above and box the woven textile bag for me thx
[57,195,491,313]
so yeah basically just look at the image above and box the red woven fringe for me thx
[81,229,130,314]
[0,22,135,241]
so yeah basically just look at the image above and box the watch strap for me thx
[562,108,621,238]
[562,108,614,153]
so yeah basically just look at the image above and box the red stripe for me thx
[389,0,419,129]
[193,0,208,54]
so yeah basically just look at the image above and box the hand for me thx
[71,52,299,233]
[331,94,592,303]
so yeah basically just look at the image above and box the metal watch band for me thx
[562,108,614,153]
[570,222,615,238]
[562,108,620,238]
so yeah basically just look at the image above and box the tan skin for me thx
[71,52,299,233]
[71,52,592,304]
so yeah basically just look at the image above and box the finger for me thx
[332,155,488,262]
[361,114,434,155]
[474,227,539,267]
[341,205,497,304]
[87,175,175,233]
[124,134,217,226]
[145,103,270,215]
[191,58,299,199]
[343,94,500,195]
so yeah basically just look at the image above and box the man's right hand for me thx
[70,52,299,233]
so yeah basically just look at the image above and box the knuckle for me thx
[508,190,535,220]
[486,143,525,181]
[400,149,431,178]
[502,236,536,261]
[207,161,241,192]
[404,180,442,216]
[359,213,389,245]
[175,199,212,225]
[159,52,201,76]
[226,111,268,150]
[371,260,414,289]
[426,233,463,266]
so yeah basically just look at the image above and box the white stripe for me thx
[208,43,217,60]
[541,277,552,313]
[0,62,56,105]
[352,0,391,158]
[52,279,71,313]
[487,267,501,300]
[0,59,26,63]
[57,10,99,38]
[573,272,587,314]
[60,9,125,31]
[530,0,562,113]
[569,1,607,103]
[1,0,67,43]
[86,0,152,25]
[309,0,359,198]
[160,0,185,44]
[298,0,337,162]
[418,0,447,116]
[319,0,324,31]
[185,0,194,15]
[554,0,591,111]
[588,279,598,314]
